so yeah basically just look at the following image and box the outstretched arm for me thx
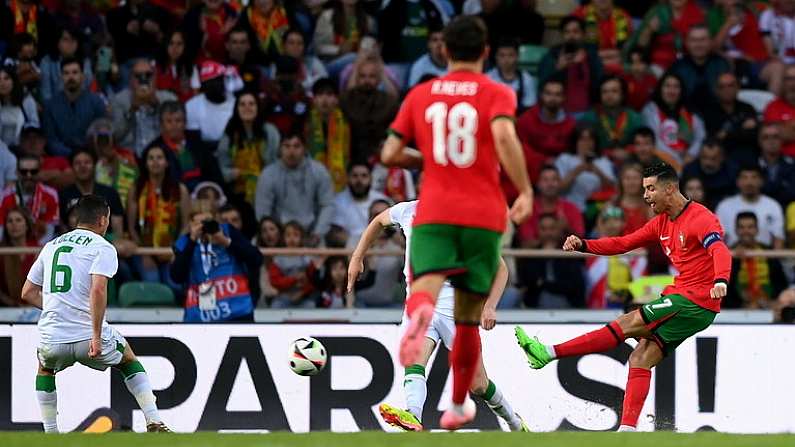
[380,133,424,169]
[347,207,394,293]
[563,219,658,255]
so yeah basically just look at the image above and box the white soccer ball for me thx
[288,337,327,376]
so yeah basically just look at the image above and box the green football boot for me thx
[514,326,553,369]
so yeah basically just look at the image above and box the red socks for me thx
[405,291,434,318]
[450,323,480,405]
[620,367,652,428]
[553,321,625,358]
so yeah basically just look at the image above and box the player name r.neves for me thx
[431,80,478,96]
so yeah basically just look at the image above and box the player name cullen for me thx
[430,80,478,96]
[54,233,94,246]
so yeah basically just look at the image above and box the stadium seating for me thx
[118,282,175,307]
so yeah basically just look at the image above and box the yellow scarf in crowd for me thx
[307,107,350,192]
[138,182,179,248]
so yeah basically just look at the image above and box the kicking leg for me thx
[515,309,649,369]
[35,364,58,433]
[470,358,527,431]
[115,344,169,432]
[380,337,436,431]
[400,274,445,366]
[618,339,663,432]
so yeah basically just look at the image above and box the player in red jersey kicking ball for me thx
[381,16,534,430]
[515,162,732,431]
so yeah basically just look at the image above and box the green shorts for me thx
[640,294,717,355]
[410,223,502,296]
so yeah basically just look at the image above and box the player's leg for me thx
[35,364,58,433]
[618,339,663,432]
[380,336,436,431]
[469,356,528,431]
[115,343,170,432]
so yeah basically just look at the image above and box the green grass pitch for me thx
[2,432,795,447]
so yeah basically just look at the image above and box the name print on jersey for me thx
[430,80,478,96]
[54,233,94,246]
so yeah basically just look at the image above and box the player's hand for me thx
[509,191,533,225]
[562,235,583,251]
[88,337,101,359]
[710,282,728,299]
[347,256,364,294]
[481,306,497,330]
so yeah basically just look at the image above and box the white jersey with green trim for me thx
[388,200,455,318]
[27,229,119,343]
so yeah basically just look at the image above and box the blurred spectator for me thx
[186,61,236,145]
[574,0,633,70]
[377,0,446,80]
[191,181,227,212]
[154,30,196,103]
[268,220,320,308]
[171,200,262,321]
[623,48,658,112]
[670,25,732,112]
[486,38,537,114]
[183,0,239,63]
[318,256,351,308]
[270,28,327,95]
[332,162,390,246]
[584,206,646,309]
[106,0,172,65]
[224,27,266,93]
[255,215,281,305]
[682,139,738,209]
[313,0,376,78]
[516,78,576,159]
[642,71,705,166]
[17,125,72,189]
[702,72,758,163]
[352,199,403,308]
[59,148,125,237]
[0,206,38,307]
[626,126,682,172]
[462,0,544,45]
[219,203,243,232]
[579,75,645,162]
[39,26,94,103]
[3,33,42,98]
[218,91,280,205]
[758,122,795,207]
[42,57,107,157]
[0,1,56,59]
[261,55,310,136]
[127,145,190,284]
[0,155,59,244]
[255,133,334,247]
[407,29,447,88]
[111,59,178,156]
[763,65,795,157]
[89,118,138,209]
[708,0,781,95]
[0,66,38,149]
[788,201,795,248]
[614,163,654,234]
[304,78,349,192]
[517,213,585,308]
[0,141,15,191]
[555,125,616,211]
[52,0,105,55]
[538,16,603,115]
[759,0,795,66]
[237,0,291,64]
[625,0,705,71]
[340,52,399,162]
[516,165,584,248]
[716,164,785,249]
[682,176,706,204]
[724,211,788,309]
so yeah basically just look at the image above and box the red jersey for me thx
[764,98,795,156]
[583,201,731,312]
[390,71,516,232]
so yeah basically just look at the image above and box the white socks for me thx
[36,390,58,433]
[483,385,523,430]
[125,372,161,424]
[403,369,427,421]
[618,424,637,432]
[546,344,557,359]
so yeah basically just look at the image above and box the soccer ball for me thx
[288,337,327,376]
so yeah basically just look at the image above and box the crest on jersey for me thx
[679,231,686,249]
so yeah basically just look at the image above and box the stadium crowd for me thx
[1,0,795,319]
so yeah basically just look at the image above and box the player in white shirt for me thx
[348,200,528,432]
[21,195,170,433]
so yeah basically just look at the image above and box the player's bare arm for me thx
[562,235,584,251]
[347,208,395,293]
[380,134,424,169]
[491,118,533,224]
[481,257,509,330]
[21,280,43,309]
[88,274,109,358]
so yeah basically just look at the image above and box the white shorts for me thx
[400,311,456,350]
[38,326,127,373]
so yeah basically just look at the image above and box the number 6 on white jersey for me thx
[425,101,478,168]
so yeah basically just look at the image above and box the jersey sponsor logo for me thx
[702,232,722,249]
[660,236,670,241]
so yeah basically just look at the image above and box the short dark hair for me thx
[643,162,679,184]
[282,130,305,144]
[283,27,305,44]
[347,161,370,174]
[443,16,488,63]
[736,211,758,226]
[540,76,566,93]
[69,147,97,165]
[560,15,585,32]
[219,203,240,215]
[74,194,109,226]
[539,164,560,176]
[702,137,723,150]
[633,126,655,141]
[495,36,520,52]
[627,47,650,65]
[60,56,82,73]
[312,77,338,96]
[597,74,628,106]
[738,163,764,176]
[159,100,185,121]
